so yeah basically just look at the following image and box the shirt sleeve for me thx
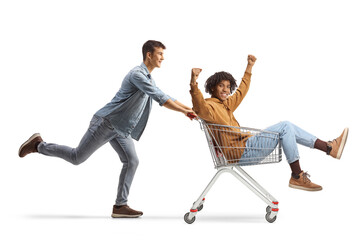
[226,72,252,112]
[190,82,215,122]
[130,71,172,106]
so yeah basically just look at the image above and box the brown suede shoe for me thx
[289,171,322,191]
[111,205,143,218]
[327,128,349,159]
[18,133,43,158]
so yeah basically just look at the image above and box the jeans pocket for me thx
[89,115,100,126]
[103,118,114,130]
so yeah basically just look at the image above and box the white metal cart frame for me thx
[184,119,282,224]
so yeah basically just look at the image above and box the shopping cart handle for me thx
[187,112,197,120]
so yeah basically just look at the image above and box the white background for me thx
[1,0,359,239]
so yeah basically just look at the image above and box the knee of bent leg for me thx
[128,156,139,170]
[71,150,89,166]
[280,120,295,133]
[71,156,84,166]
[280,120,293,129]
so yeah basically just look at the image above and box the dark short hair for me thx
[142,40,166,61]
[205,71,237,96]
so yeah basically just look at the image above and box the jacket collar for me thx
[206,97,223,104]
[140,62,151,79]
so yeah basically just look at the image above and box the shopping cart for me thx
[184,118,282,224]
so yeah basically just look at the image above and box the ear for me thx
[146,51,152,60]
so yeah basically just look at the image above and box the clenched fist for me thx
[247,55,257,66]
[191,68,202,84]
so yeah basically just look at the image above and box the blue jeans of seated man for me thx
[241,121,317,164]
[37,115,139,206]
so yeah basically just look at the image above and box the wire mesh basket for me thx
[201,120,282,168]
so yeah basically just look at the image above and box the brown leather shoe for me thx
[111,205,143,218]
[327,128,349,159]
[18,133,43,158]
[289,171,322,191]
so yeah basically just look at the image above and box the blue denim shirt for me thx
[95,62,175,140]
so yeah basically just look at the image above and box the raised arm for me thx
[227,55,257,111]
[245,55,256,74]
[189,68,216,122]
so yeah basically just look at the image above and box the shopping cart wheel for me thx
[184,212,196,224]
[266,206,271,213]
[265,212,277,223]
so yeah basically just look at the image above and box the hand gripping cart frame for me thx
[184,119,282,224]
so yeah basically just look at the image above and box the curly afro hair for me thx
[205,71,237,96]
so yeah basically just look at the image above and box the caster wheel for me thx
[266,206,271,213]
[265,212,277,223]
[184,212,196,224]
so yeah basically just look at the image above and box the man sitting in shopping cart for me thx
[189,55,349,191]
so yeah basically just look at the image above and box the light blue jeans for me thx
[38,115,139,206]
[241,121,317,164]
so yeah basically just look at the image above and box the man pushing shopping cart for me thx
[184,55,348,223]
